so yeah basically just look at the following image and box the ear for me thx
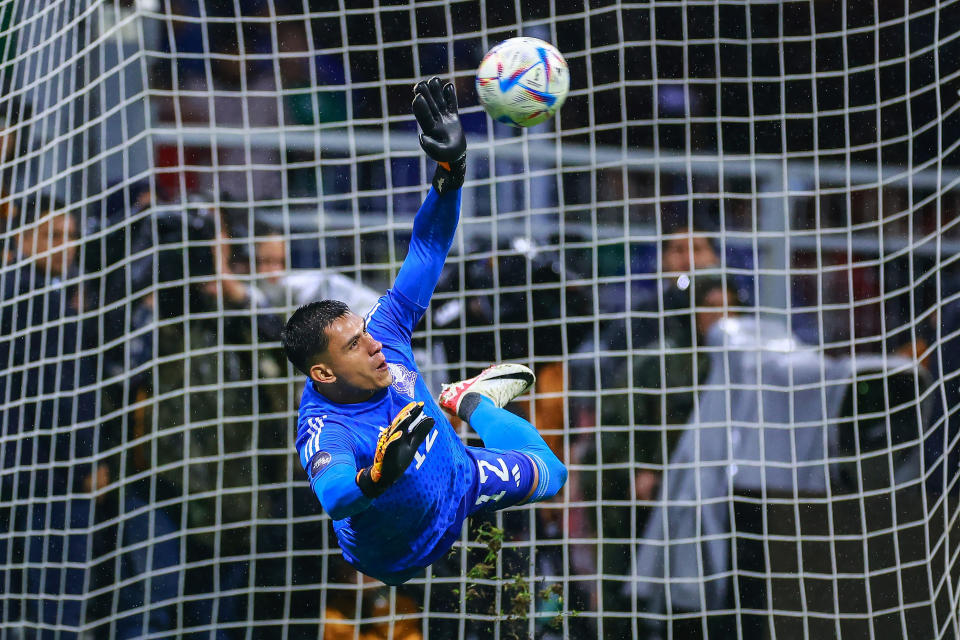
[309,362,335,385]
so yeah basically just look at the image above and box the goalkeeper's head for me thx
[281,300,394,403]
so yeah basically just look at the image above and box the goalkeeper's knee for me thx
[523,444,567,503]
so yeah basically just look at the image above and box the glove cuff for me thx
[432,152,466,195]
[356,467,387,499]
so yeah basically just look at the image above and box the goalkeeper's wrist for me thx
[355,466,389,499]
[431,152,466,195]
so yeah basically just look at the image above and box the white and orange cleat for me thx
[438,363,536,419]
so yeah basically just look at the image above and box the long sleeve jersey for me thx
[293,187,475,583]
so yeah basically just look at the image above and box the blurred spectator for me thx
[247,221,452,393]
[571,226,725,486]
[566,223,730,637]
[247,221,380,320]
[432,237,592,450]
[0,195,94,635]
[99,179,155,379]
[433,251,498,372]
[434,237,592,371]
[632,274,742,498]
[80,180,184,635]
[430,237,591,631]
[576,274,741,638]
[628,224,722,328]
[130,195,288,637]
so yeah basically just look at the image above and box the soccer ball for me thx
[476,37,570,128]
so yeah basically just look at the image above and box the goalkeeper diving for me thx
[280,77,567,585]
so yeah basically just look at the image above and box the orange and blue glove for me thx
[355,401,434,498]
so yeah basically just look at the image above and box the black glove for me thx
[355,401,435,499]
[412,77,467,195]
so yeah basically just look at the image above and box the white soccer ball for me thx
[475,37,570,128]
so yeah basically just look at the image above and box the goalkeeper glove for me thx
[355,401,435,499]
[412,76,467,195]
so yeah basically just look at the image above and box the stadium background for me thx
[0,0,959,638]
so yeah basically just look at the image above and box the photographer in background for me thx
[567,225,730,638]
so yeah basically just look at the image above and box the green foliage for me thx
[503,573,532,619]
[463,522,503,588]
[457,522,575,639]
[475,522,504,562]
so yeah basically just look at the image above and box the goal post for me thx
[0,1,958,638]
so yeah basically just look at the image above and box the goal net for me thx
[0,1,958,638]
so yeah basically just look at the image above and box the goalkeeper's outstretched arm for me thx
[391,77,467,311]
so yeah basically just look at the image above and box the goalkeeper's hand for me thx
[355,401,435,499]
[412,76,466,194]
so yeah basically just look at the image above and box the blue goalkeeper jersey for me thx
[293,187,474,582]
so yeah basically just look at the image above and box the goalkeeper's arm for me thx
[310,403,434,520]
[391,77,467,309]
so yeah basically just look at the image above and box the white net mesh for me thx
[0,0,959,638]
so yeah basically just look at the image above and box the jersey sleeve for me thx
[298,418,371,520]
[368,187,461,343]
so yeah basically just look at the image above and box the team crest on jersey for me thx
[387,361,417,396]
[308,451,332,478]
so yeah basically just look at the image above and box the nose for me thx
[367,334,382,354]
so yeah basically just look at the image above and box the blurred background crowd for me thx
[5,179,958,639]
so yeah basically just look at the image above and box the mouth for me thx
[375,355,388,372]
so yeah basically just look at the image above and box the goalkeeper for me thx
[280,77,567,585]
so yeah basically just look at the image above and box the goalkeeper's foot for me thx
[438,363,535,420]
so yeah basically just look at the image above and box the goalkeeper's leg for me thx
[465,396,567,506]
[438,364,566,505]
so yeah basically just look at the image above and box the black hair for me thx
[253,218,280,238]
[281,299,352,375]
[660,222,721,259]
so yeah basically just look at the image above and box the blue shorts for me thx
[464,446,539,516]
[373,447,544,584]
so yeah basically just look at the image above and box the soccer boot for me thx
[438,363,536,418]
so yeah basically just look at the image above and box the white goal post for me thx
[0,1,958,639]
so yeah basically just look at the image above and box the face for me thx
[696,286,737,337]
[255,236,286,283]
[311,312,393,394]
[20,211,78,277]
[663,232,719,273]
